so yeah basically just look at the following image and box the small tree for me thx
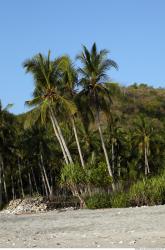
[60,163,86,207]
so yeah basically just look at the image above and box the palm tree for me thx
[23,51,93,202]
[58,56,85,168]
[106,116,127,177]
[23,52,77,165]
[76,43,118,190]
[133,116,153,176]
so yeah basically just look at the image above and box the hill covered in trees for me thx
[1,44,165,209]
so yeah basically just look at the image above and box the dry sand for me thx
[0,205,165,248]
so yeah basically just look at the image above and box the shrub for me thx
[128,172,165,206]
[60,163,86,187]
[85,162,112,187]
[129,180,149,206]
[85,193,111,209]
[111,193,128,208]
[85,171,165,209]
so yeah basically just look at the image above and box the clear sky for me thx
[0,0,165,114]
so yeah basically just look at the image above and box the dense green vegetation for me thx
[1,43,165,209]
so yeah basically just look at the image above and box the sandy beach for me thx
[0,205,165,248]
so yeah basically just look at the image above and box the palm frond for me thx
[25,96,43,108]
[3,103,14,111]
[24,107,41,129]
[58,96,77,115]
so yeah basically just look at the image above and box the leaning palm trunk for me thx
[71,117,85,168]
[144,145,150,175]
[28,172,33,196]
[2,162,8,202]
[40,154,51,194]
[2,167,8,202]
[71,184,86,208]
[18,162,25,198]
[39,163,49,197]
[117,156,121,177]
[96,111,115,191]
[51,109,73,163]
[49,109,69,164]
[111,141,115,174]
[3,174,8,202]
[11,175,15,200]
[31,167,39,194]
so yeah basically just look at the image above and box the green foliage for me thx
[85,171,165,209]
[85,192,128,209]
[86,162,112,187]
[2,45,165,208]
[129,173,165,206]
[111,193,128,208]
[85,193,111,209]
[60,163,86,187]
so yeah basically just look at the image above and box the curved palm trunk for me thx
[31,167,39,194]
[71,184,86,208]
[28,172,33,196]
[2,171,8,202]
[96,111,115,191]
[49,110,69,164]
[18,161,25,198]
[144,145,150,176]
[39,163,49,197]
[11,175,15,200]
[1,158,8,202]
[111,141,115,174]
[40,154,51,194]
[71,117,85,168]
[51,109,73,164]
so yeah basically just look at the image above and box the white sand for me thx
[0,205,165,247]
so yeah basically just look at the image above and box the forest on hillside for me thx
[1,43,165,209]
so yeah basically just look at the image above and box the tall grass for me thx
[129,173,165,206]
[85,171,165,209]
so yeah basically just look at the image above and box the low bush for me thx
[85,193,111,209]
[111,192,128,208]
[129,172,165,206]
[85,171,165,209]
[60,163,86,187]
[85,162,112,187]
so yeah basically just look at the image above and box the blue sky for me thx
[0,0,165,114]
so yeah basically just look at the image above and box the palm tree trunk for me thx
[0,156,8,202]
[17,179,21,198]
[2,161,8,202]
[51,109,73,163]
[111,141,115,174]
[40,154,51,194]
[144,145,150,175]
[49,110,69,164]
[72,184,86,208]
[31,167,39,194]
[71,116,85,168]
[96,111,115,191]
[11,175,15,200]
[117,156,121,177]
[39,163,49,197]
[28,172,33,196]
[18,162,25,198]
